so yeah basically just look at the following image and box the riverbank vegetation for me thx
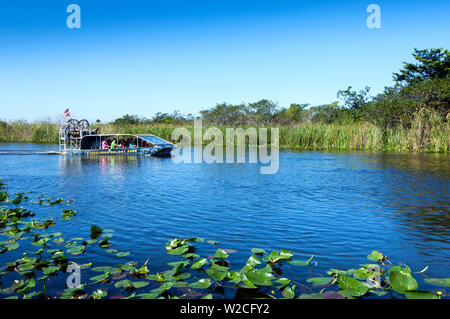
[1,48,449,152]
[0,180,448,299]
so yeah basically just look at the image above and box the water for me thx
[1,143,449,297]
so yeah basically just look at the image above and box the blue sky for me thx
[0,0,449,122]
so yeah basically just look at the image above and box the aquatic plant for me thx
[0,179,449,299]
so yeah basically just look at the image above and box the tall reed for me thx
[0,120,59,144]
[0,114,448,152]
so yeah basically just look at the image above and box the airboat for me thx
[58,119,175,157]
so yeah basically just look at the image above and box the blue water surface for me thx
[0,143,449,297]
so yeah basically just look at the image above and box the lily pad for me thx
[424,278,450,287]
[167,245,189,256]
[241,254,261,273]
[306,277,334,286]
[245,268,275,286]
[281,285,296,299]
[66,246,85,255]
[90,273,110,282]
[90,289,108,299]
[192,258,209,270]
[214,249,229,259]
[189,278,212,289]
[367,250,383,262]
[298,293,323,299]
[114,280,149,290]
[206,268,227,281]
[251,248,266,255]
[275,278,291,288]
[404,291,437,299]
[288,256,314,267]
[280,249,293,259]
[338,275,369,297]
[388,266,418,294]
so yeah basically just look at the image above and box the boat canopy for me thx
[78,134,173,150]
[138,135,173,146]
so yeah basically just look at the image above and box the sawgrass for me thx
[1,111,448,152]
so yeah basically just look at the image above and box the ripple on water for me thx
[0,144,449,281]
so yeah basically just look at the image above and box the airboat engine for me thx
[59,119,94,152]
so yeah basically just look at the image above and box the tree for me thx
[113,114,141,125]
[337,86,371,120]
[285,103,308,122]
[150,111,192,125]
[365,48,450,128]
[200,103,247,125]
[337,86,371,109]
[306,101,351,124]
[247,99,278,125]
[401,78,450,115]
[365,78,450,128]
[274,104,308,125]
[393,48,450,85]
[364,85,417,128]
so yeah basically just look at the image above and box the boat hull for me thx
[65,146,174,157]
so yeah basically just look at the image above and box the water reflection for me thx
[359,152,450,248]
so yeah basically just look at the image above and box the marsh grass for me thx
[0,113,448,152]
[0,120,59,144]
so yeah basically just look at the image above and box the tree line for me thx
[112,48,449,129]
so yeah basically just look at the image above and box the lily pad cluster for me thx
[305,251,449,299]
[0,179,449,299]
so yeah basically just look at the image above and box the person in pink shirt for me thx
[101,139,109,149]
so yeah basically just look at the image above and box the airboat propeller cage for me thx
[59,119,93,151]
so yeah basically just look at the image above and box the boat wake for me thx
[0,150,62,156]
